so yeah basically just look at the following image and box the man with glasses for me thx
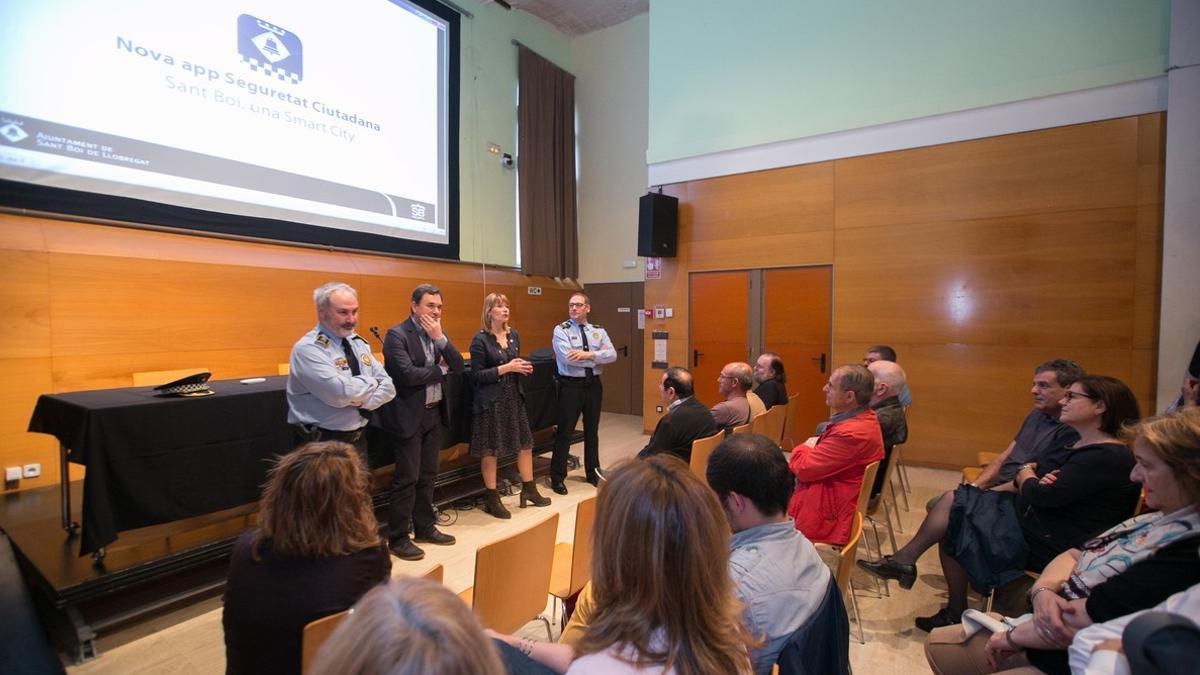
[711,362,765,432]
[550,293,617,494]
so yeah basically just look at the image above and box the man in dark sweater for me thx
[867,359,908,503]
[638,367,719,462]
[752,352,789,409]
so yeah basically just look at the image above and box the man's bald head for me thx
[868,360,907,406]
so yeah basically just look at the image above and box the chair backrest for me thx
[1134,488,1146,517]
[468,512,560,633]
[752,404,788,447]
[568,496,598,597]
[834,512,864,594]
[301,609,350,674]
[132,367,210,387]
[689,430,725,485]
[781,394,802,448]
[730,422,752,434]
[420,562,444,584]
[854,461,881,516]
[278,363,291,376]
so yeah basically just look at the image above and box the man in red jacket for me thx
[787,364,884,545]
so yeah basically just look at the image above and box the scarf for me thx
[1063,503,1200,599]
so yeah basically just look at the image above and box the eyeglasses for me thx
[568,302,586,308]
[1064,391,1097,401]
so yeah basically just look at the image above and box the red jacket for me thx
[787,408,884,545]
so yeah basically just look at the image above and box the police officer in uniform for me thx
[550,292,617,494]
[286,282,396,459]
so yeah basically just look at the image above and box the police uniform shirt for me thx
[287,325,397,431]
[551,319,617,377]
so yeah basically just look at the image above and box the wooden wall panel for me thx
[644,114,1165,468]
[0,215,579,492]
[834,117,1139,230]
[832,208,1139,348]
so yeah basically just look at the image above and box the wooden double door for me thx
[690,267,831,439]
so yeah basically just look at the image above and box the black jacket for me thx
[638,397,719,462]
[468,329,525,414]
[376,316,464,439]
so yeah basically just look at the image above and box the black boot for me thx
[520,481,551,508]
[482,488,511,519]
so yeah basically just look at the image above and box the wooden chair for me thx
[301,608,350,674]
[418,562,444,584]
[730,422,752,434]
[854,460,884,596]
[688,430,725,485]
[752,403,788,447]
[278,363,290,376]
[866,455,902,559]
[132,367,209,387]
[835,512,866,644]
[549,496,597,625]
[780,393,802,448]
[458,512,559,638]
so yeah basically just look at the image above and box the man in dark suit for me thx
[378,283,464,561]
[637,367,719,462]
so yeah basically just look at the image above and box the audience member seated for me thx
[1164,339,1199,413]
[787,364,884,546]
[637,367,720,462]
[223,441,392,675]
[864,344,912,407]
[1068,575,1200,675]
[752,352,788,409]
[872,375,1143,632]
[858,359,1083,589]
[492,456,755,674]
[712,362,760,431]
[707,433,841,675]
[867,359,909,505]
[309,576,506,675]
[924,409,1200,675]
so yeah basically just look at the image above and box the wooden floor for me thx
[61,412,960,674]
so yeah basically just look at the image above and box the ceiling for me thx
[504,0,648,37]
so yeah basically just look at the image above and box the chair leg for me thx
[894,446,913,499]
[860,524,885,599]
[536,614,554,641]
[887,480,905,533]
[848,579,865,644]
[882,497,899,553]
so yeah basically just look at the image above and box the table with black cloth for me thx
[27,361,558,559]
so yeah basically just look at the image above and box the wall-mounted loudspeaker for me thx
[637,192,678,257]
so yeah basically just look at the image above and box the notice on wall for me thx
[651,330,668,369]
[644,257,662,280]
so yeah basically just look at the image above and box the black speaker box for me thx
[638,192,678,257]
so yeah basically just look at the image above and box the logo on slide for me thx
[237,14,303,84]
[0,120,28,144]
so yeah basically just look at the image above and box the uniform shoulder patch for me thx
[591,323,603,329]
[560,321,572,329]
[351,334,369,343]
[314,333,330,347]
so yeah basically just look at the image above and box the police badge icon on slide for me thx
[237,14,303,84]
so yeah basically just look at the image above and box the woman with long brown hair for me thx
[493,455,754,674]
[468,292,549,518]
[222,441,391,675]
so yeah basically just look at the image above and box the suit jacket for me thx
[377,316,464,439]
[787,408,884,546]
[468,328,525,414]
[638,397,720,462]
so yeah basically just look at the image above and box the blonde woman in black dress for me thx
[469,293,551,518]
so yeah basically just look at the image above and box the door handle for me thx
[619,345,629,357]
[693,349,703,367]
[811,352,827,374]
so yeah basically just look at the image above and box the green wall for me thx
[457,1,570,266]
[649,0,1169,164]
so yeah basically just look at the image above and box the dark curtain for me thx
[517,46,578,279]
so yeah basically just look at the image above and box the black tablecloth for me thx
[28,361,559,557]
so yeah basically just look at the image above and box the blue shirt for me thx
[729,521,832,675]
[286,325,396,431]
[551,319,617,377]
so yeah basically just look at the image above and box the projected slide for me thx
[0,0,453,248]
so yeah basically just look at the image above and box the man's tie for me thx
[578,325,594,380]
[343,338,371,419]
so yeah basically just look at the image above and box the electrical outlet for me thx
[23,463,41,478]
[5,467,20,482]
[655,405,663,413]
[527,286,542,296]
